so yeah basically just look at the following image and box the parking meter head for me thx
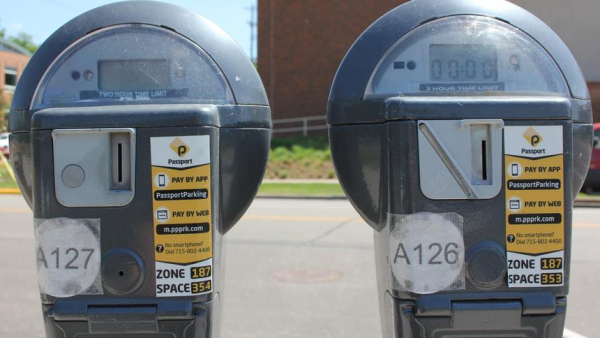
[327,0,592,337]
[7,2,270,338]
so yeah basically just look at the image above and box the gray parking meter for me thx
[7,2,271,337]
[328,0,592,337]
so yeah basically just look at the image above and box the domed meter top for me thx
[366,16,569,98]
[32,24,235,108]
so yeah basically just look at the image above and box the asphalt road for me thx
[0,195,597,337]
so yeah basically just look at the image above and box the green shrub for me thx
[266,136,335,179]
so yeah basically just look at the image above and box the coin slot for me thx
[470,125,492,186]
[482,140,488,181]
[111,133,132,190]
[118,143,123,183]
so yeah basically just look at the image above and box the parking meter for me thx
[328,0,592,337]
[8,2,271,337]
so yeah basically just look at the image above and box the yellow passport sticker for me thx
[504,126,564,288]
[151,136,213,297]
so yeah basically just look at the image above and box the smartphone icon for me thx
[511,164,519,177]
[158,174,166,187]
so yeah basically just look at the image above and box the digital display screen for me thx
[429,44,498,82]
[99,59,171,91]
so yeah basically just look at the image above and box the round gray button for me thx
[62,164,85,188]
[466,241,506,290]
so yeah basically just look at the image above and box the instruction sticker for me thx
[34,218,102,298]
[388,212,465,294]
[151,136,213,297]
[504,126,565,287]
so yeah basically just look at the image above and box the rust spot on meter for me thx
[272,268,341,284]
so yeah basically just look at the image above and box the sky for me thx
[0,0,257,58]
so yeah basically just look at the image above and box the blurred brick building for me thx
[0,38,31,128]
[0,38,30,103]
[258,0,600,123]
[257,0,407,122]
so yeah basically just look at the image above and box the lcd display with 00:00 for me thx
[429,44,498,82]
[98,59,171,91]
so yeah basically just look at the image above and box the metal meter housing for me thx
[8,2,270,338]
[328,0,592,337]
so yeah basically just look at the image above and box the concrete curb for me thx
[258,194,600,205]
[574,198,600,208]
[0,189,21,195]
[256,194,347,200]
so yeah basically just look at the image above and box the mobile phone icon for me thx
[158,174,166,187]
[511,164,519,176]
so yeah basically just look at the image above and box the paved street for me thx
[0,195,597,337]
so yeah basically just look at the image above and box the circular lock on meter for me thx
[327,0,592,337]
[8,2,271,338]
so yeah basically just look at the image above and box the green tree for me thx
[10,32,37,54]
[0,21,37,53]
